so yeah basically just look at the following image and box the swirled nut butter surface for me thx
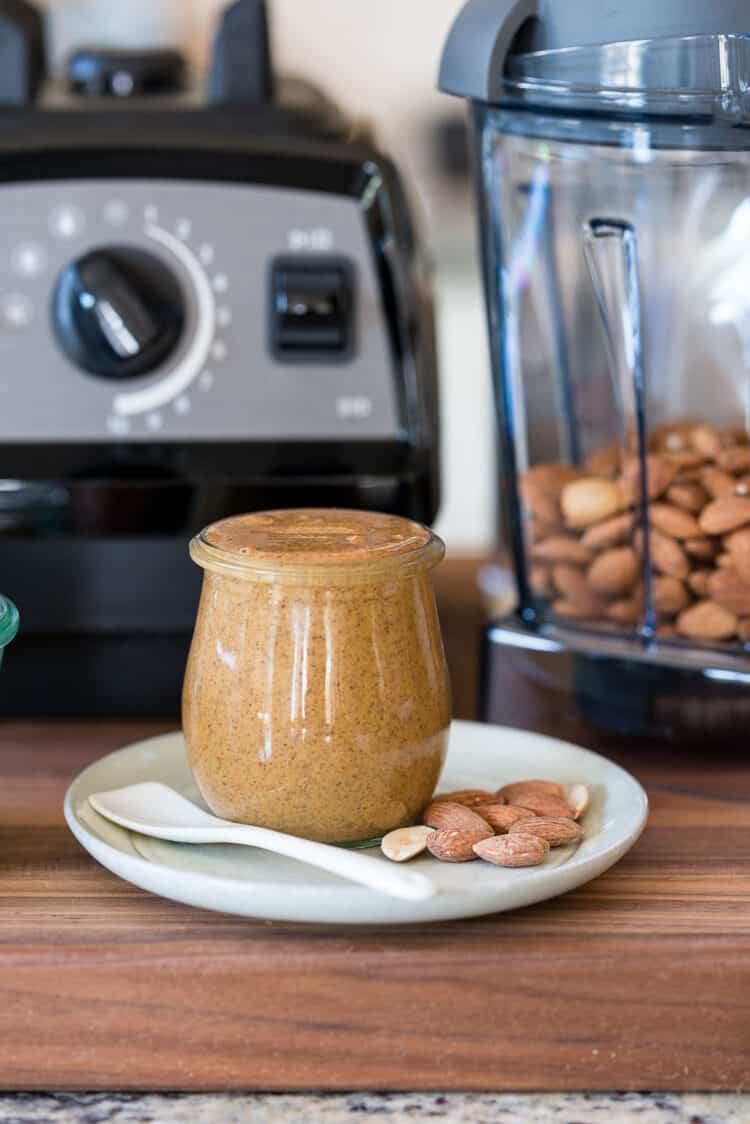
[183,509,452,843]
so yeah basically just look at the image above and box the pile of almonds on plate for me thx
[523,420,750,643]
[381,779,589,867]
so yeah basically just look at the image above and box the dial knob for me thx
[52,246,185,380]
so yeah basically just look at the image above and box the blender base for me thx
[481,617,750,741]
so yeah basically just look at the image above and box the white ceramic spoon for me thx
[88,782,436,902]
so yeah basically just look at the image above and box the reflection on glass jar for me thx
[183,509,451,844]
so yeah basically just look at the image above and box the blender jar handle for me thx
[583,217,656,636]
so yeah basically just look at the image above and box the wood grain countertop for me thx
[0,556,748,1092]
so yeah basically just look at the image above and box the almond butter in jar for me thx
[183,509,452,844]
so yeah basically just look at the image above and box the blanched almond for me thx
[422,801,492,833]
[473,803,537,834]
[509,792,576,819]
[649,503,703,540]
[509,817,584,846]
[580,512,635,551]
[666,481,709,514]
[567,783,590,819]
[561,478,624,530]
[428,827,492,863]
[381,825,435,862]
[472,833,549,868]
[707,568,750,617]
[652,576,690,617]
[677,600,738,641]
[587,547,639,597]
[619,456,677,505]
[531,536,593,566]
[700,496,750,535]
[498,779,565,802]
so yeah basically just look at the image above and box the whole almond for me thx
[707,568,750,617]
[700,466,737,498]
[510,792,576,819]
[700,496,750,535]
[422,801,492,834]
[718,447,750,474]
[580,511,635,552]
[553,598,602,621]
[666,450,706,470]
[619,455,677,505]
[652,576,690,617]
[553,564,606,614]
[666,482,709,514]
[690,424,722,460]
[606,598,640,625]
[561,478,624,530]
[529,565,555,597]
[717,553,734,570]
[688,570,711,597]
[433,789,498,807]
[649,503,703,540]
[472,833,550,868]
[585,443,623,478]
[473,803,537,834]
[381,825,435,863]
[640,528,690,580]
[739,619,750,644]
[649,421,698,453]
[428,827,492,863]
[677,600,738,641]
[587,546,639,597]
[723,527,750,584]
[531,536,593,567]
[498,779,565,802]
[684,538,719,561]
[509,817,584,847]
[720,426,749,447]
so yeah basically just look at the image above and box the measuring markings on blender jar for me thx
[106,415,131,437]
[198,371,214,392]
[146,411,163,432]
[216,306,232,327]
[112,221,218,418]
[11,241,47,278]
[49,203,85,240]
[212,273,229,293]
[211,341,227,362]
[174,395,191,416]
[176,218,192,241]
[144,204,158,223]
[199,244,215,266]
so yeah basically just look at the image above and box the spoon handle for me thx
[213,823,436,902]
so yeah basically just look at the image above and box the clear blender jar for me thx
[440,0,750,737]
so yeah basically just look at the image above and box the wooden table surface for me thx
[1,558,748,1092]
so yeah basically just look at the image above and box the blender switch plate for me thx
[271,259,354,359]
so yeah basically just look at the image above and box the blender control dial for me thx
[52,246,185,380]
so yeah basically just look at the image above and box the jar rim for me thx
[189,524,446,585]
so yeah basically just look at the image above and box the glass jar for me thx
[183,509,451,844]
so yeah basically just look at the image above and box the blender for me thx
[440,0,750,737]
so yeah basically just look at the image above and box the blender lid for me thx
[439,0,750,110]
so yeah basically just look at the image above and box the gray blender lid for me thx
[439,0,750,104]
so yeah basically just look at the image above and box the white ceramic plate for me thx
[64,721,648,925]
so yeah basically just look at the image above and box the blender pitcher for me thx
[440,0,750,737]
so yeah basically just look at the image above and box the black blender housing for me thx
[0,0,440,716]
[440,0,750,740]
